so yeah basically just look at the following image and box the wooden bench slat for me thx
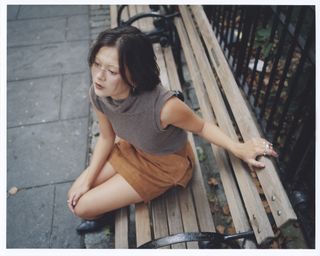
[135,203,152,247]
[174,14,256,247]
[173,16,253,239]
[189,5,297,228]
[187,133,216,233]
[114,207,129,248]
[163,47,200,249]
[178,6,274,244]
[151,196,170,249]
[164,39,215,235]
[161,55,188,249]
[110,5,118,28]
[165,189,186,249]
[153,45,171,90]
[178,187,200,249]
[140,5,154,31]
[160,18,216,237]
[121,4,130,22]
[163,47,181,92]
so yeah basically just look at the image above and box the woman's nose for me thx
[97,70,106,81]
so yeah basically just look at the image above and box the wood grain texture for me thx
[135,203,152,247]
[115,207,129,248]
[190,5,297,228]
[178,5,274,244]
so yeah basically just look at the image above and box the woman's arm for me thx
[68,105,115,209]
[160,97,278,169]
[85,106,116,187]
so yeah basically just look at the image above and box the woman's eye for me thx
[109,70,117,75]
[94,61,101,67]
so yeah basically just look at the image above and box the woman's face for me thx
[91,46,131,100]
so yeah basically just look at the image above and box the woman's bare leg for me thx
[73,173,143,220]
[68,161,116,198]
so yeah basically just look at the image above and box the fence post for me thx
[235,7,255,78]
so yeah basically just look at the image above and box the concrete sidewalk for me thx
[7,5,110,248]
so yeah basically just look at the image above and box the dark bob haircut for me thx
[88,26,160,94]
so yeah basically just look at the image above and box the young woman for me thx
[67,26,278,233]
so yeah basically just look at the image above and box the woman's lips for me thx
[95,82,104,90]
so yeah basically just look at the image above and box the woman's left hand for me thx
[67,181,90,213]
[233,138,279,170]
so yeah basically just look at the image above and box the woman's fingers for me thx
[248,158,265,169]
[67,196,75,213]
[67,193,79,214]
[72,193,79,207]
[258,139,279,158]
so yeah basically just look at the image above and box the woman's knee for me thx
[73,198,96,220]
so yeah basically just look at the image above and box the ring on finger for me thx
[263,143,269,156]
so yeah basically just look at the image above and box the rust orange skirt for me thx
[108,139,195,203]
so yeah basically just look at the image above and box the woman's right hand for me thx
[233,138,278,170]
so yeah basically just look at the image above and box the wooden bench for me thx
[109,5,297,249]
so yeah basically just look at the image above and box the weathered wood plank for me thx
[115,207,129,248]
[154,44,170,89]
[151,196,170,249]
[135,203,152,247]
[110,5,118,28]
[163,46,200,249]
[121,5,129,22]
[178,187,200,249]
[190,5,297,228]
[162,16,216,235]
[163,47,181,91]
[139,5,154,31]
[187,133,216,233]
[178,6,274,244]
[174,15,256,248]
[165,189,186,249]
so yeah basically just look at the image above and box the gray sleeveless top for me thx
[89,84,187,155]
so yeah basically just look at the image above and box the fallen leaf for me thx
[278,235,285,246]
[250,171,257,178]
[253,179,264,194]
[270,240,279,249]
[216,225,225,234]
[208,177,219,186]
[210,203,220,214]
[227,227,236,235]
[196,146,206,162]
[222,204,230,216]
[8,186,18,195]
[262,200,271,213]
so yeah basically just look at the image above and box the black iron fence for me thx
[203,5,315,247]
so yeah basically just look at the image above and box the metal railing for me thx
[203,5,315,247]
